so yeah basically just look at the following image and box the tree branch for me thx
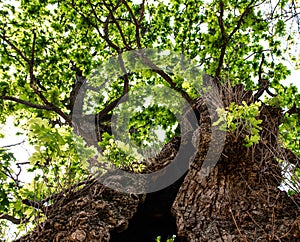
[96,97,123,122]
[278,147,300,169]
[0,213,21,225]
[227,0,255,40]
[1,140,25,148]
[286,104,300,117]
[253,53,268,101]
[215,0,227,79]
[137,53,193,104]
[0,32,30,64]
[22,199,44,210]
[0,165,21,188]
[121,0,142,48]
[0,95,53,110]
[215,0,255,78]
[102,0,123,53]
[1,31,72,125]
[2,43,25,68]
[102,0,131,50]
[118,55,130,94]
[28,32,72,125]
[138,0,146,23]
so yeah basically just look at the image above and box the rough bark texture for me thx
[172,89,300,241]
[172,137,300,241]
[18,86,300,241]
[18,180,143,242]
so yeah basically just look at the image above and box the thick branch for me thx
[96,97,123,121]
[0,213,21,225]
[137,53,193,104]
[118,55,130,94]
[69,61,86,116]
[286,104,300,117]
[253,54,269,101]
[218,0,226,40]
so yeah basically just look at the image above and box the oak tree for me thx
[0,0,300,241]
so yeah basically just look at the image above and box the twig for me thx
[1,140,26,148]
[121,0,142,48]
[102,0,131,49]
[229,207,248,241]
[0,96,53,110]
[0,32,30,64]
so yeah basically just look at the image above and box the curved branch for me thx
[1,31,72,125]
[121,0,142,48]
[252,53,277,101]
[227,0,255,40]
[0,95,72,125]
[253,53,268,101]
[0,32,30,64]
[102,0,131,49]
[96,97,123,122]
[1,140,25,148]
[0,213,21,225]
[215,0,255,78]
[137,53,193,104]
[0,96,53,110]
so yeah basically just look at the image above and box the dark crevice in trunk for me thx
[110,174,188,242]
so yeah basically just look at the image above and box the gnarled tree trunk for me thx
[172,94,300,241]
[19,88,300,242]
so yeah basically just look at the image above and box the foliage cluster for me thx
[214,101,262,147]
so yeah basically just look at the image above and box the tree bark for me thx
[18,180,143,242]
[18,89,300,241]
[172,102,300,241]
